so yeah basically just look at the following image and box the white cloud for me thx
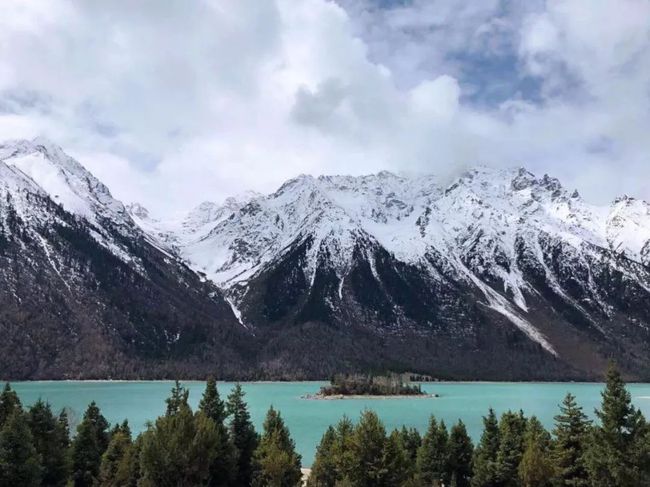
[0,0,648,215]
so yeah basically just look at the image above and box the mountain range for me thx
[1,137,649,380]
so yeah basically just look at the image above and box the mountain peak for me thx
[127,202,150,219]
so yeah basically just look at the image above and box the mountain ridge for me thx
[0,138,253,380]
[130,162,650,379]
[1,137,649,380]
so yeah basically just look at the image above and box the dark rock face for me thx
[231,229,650,380]
[0,142,254,380]
[0,197,255,379]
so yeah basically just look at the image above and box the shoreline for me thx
[301,393,439,400]
[3,379,644,385]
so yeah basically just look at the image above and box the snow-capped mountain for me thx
[2,137,649,380]
[133,167,650,380]
[0,138,251,380]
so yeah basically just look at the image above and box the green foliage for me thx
[227,383,259,486]
[199,379,235,486]
[417,415,449,485]
[26,399,70,486]
[71,401,110,487]
[0,383,22,427]
[552,393,591,486]
[4,373,650,487]
[311,411,412,487]
[321,374,424,396]
[0,409,42,487]
[123,434,143,487]
[518,417,553,487]
[447,420,474,487]
[308,417,356,487]
[199,378,228,425]
[382,429,411,486]
[308,426,338,486]
[399,426,422,464]
[253,406,302,486]
[139,404,220,486]
[165,380,190,416]
[585,363,650,486]
[98,422,132,487]
[348,410,388,486]
[397,426,421,479]
[471,408,500,487]
[495,410,527,487]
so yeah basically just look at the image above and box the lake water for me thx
[10,381,650,466]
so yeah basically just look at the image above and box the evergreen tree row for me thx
[309,365,650,487]
[0,379,299,486]
[1,364,650,486]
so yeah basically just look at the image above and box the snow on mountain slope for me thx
[607,196,650,265]
[0,137,142,265]
[141,166,650,361]
[0,138,249,380]
[159,165,650,295]
[3,137,650,379]
[0,137,129,226]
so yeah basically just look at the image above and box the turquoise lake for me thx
[10,381,650,466]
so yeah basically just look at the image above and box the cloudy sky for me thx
[1,0,649,215]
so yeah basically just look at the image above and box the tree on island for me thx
[320,373,424,397]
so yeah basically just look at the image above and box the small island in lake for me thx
[304,373,438,399]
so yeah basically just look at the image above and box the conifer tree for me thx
[0,409,42,487]
[308,417,358,487]
[26,399,70,486]
[140,400,220,486]
[308,426,338,487]
[71,401,110,487]
[585,363,650,486]
[199,378,227,424]
[227,383,259,486]
[165,380,190,416]
[398,426,421,479]
[518,416,553,487]
[98,421,132,487]
[122,434,143,487]
[199,379,235,486]
[472,408,500,487]
[332,416,356,481]
[417,416,449,486]
[446,420,473,487]
[348,410,387,486]
[495,410,527,486]
[253,406,302,487]
[0,383,21,427]
[58,409,71,443]
[552,393,591,486]
[382,429,411,486]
